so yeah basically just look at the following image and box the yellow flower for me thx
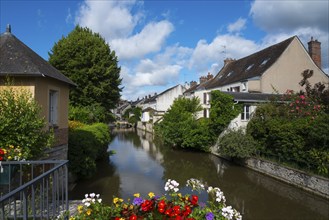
[9,145,14,149]
[123,204,128,209]
[77,205,83,213]
[69,217,75,220]
[86,209,92,216]
[129,205,134,210]
[148,192,155,198]
[119,198,123,203]
[3,149,7,154]
[8,156,12,160]
[18,153,22,156]
[133,193,140,197]
[178,193,182,197]
[113,197,119,204]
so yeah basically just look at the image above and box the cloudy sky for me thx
[1,0,328,100]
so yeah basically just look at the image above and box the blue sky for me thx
[1,0,328,100]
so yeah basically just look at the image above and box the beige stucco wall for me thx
[0,77,36,97]
[34,77,69,129]
[261,37,329,93]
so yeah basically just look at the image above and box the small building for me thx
[0,25,75,160]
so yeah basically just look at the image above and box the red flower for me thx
[129,214,137,220]
[183,205,192,216]
[157,200,166,213]
[173,205,181,215]
[190,195,198,206]
[141,200,153,212]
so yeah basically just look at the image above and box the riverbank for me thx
[137,124,329,200]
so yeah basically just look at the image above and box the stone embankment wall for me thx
[243,157,329,199]
[137,121,153,133]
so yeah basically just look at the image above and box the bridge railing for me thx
[0,160,68,220]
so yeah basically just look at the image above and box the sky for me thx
[1,0,328,101]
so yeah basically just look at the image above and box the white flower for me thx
[96,194,100,198]
[85,194,88,199]
[98,199,102,203]
[90,193,95,198]
[84,202,91,207]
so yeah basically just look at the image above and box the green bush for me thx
[217,129,258,158]
[68,122,110,179]
[69,104,114,124]
[155,97,214,151]
[0,86,53,159]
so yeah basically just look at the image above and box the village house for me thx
[185,35,329,129]
[138,84,187,132]
[0,25,75,159]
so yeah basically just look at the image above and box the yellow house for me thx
[0,25,75,160]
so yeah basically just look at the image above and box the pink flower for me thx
[300,95,305,100]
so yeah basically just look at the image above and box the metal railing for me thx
[0,160,69,220]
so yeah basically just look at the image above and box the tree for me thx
[209,90,241,135]
[49,26,122,115]
[155,97,213,151]
[0,86,53,159]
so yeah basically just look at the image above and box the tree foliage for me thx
[49,26,122,115]
[209,90,241,135]
[155,97,213,151]
[0,86,53,159]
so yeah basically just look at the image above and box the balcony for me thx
[0,160,68,220]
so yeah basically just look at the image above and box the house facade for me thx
[0,25,75,159]
[185,35,329,129]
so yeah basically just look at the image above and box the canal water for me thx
[69,128,329,220]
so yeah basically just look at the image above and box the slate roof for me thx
[205,36,296,89]
[0,29,75,86]
[222,91,282,103]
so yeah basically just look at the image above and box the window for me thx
[203,92,208,104]
[227,71,234,77]
[260,58,270,66]
[245,64,254,71]
[241,105,250,120]
[203,109,209,118]
[49,90,58,125]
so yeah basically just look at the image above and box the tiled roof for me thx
[206,36,296,89]
[0,30,75,86]
[222,91,282,102]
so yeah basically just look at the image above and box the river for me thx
[69,128,329,220]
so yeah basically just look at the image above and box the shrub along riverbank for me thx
[68,121,111,179]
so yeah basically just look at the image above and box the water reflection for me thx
[70,128,329,220]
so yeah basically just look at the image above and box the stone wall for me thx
[243,157,329,199]
[137,121,153,133]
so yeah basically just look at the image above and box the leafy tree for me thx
[155,97,213,151]
[49,26,122,118]
[209,90,241,135]
[127,107,142,125]
[0,85,53,159]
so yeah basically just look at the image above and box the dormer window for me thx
[227,71,234,77]
[245,64,254,71]
[260,58,270,66]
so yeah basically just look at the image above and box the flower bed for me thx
[59,178,242,220]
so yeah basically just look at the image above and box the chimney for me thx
[190,81,197,88]
[308,37,321,68]
[6,24,11,33]
[199,76,207,84]
[224,58,234,66]
[207,72,213,80]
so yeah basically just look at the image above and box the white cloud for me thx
[65,8,72,24]
[110,21,174,60]
[75,0,142,39]
[227,18,246,33]
[189,34,260,74]
[250,0,328,33]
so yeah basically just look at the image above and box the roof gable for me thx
[206,36,296,89]
[0,31,75,86]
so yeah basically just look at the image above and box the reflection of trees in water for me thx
[114,128,142,147]
[69,158,121,205]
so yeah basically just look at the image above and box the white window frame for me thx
[49,90,58,125]
[241,105,250,121]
